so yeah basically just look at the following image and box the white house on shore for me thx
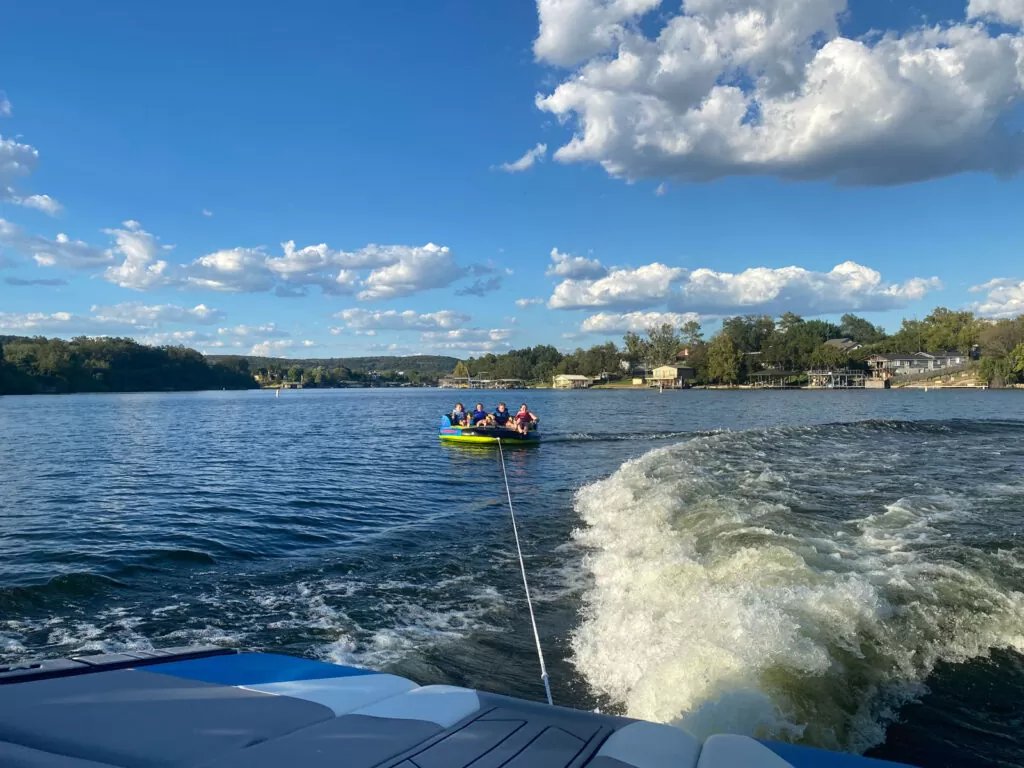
[552,374,593,389]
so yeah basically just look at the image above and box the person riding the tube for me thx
[450,402,469,426]
[514,403,538,435]
[493,402,512,428]
[471,403,489,426]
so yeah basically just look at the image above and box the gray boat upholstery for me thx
[0,649,914,768]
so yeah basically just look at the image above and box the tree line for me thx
[0,336,257,395]
[458,308,1024,387]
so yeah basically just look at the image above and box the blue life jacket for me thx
[471,409,488,423]
[451,410,467,424]
[493,409,511,425]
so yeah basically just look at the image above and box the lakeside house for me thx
[824,337,863,353]
[552,374,593,389]
[648,365,696,389]
[866,351,967,379]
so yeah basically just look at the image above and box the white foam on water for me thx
[570,431,1024,753]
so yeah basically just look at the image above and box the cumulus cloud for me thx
[104,221,173,290]
[1,206,468,301]
[497,142,548,172]
[581,310,700,334]
[549,262,685,309]
[201,208,214,218]
[334,308,471,332]
[968,0,1024,26]
[0,97,61,214]
[13,193,62,215]
[0,218,111,269]
[675,261,940,314]
[184,247,275,292]
[970,278,1024,318]
[358,243,458,300]
[534,0,661,66]
[534,0,1024,185]
[548,258,939,315]
[546,247,608,279]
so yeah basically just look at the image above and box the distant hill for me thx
[208,354,460,376]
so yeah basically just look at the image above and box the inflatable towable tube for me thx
[439,415,540,445]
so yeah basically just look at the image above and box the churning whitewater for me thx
[570,420,1024,754]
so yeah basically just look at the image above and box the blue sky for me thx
[2,0,1023,358]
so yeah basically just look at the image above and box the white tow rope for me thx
[496,438,554,706]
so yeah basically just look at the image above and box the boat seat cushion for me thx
[589,721,701,768]
[243,673,419,716]
[0,669,334,768]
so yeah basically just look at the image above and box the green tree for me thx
[646,323,682,365]
[839,314,886,344]
[680,320,704,347]
[452,360,470,378]
[706,333,742,385]
[622,331,651,368]
[721,315,775,353]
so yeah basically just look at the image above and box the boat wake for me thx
[570,419,1024,753]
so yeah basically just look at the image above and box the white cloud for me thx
[17,193,61,215]
[0,311,77,333]
[535,0,1024,185]
[184,247,275,292]
[218,323,289,340]
[516,297,545,307]
[419,327,514,354]
[0,218,111,269]
[201,208,214,218]
[675,261,940,314]
[0,301,225,335]
[546,247,608,279]
[548,258,939,315]
[655,183,668,197]
[334,308,471,332]
[103,221,172,290]
[969,278,1024,318]
[0,98,61,214]
[534,0,662,67]
[248,339,314,357]
[135,330,213,347]
[968,0,1024,26]
[549,262,685,308]
[358,243,458,300]
[581,310,700,334]
[498,142,548,173]
[90,302,224,327]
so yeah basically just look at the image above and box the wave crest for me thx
[570,423,1024,752]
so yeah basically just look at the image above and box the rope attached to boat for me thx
[496,437,554,706]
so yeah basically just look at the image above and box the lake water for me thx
[2,389,1023,768]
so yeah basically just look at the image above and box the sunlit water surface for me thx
[2,389,1023,768]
